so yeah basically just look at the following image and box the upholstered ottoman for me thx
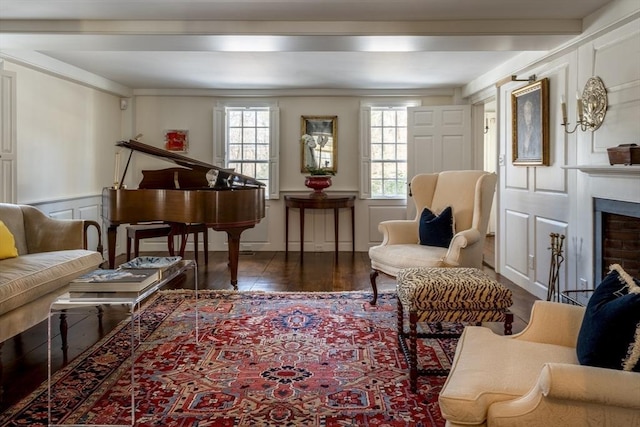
[396,267,513,392]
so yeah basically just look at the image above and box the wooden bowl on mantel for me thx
[607,144,640,165]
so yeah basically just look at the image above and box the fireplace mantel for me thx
[562,165,640,178]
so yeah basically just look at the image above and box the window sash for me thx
[214,102,280,199]
[368,107,408,198]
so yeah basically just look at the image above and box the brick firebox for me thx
[595,198,640,281]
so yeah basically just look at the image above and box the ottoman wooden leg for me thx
[397,299,417,392]
[504,311,514,335]
[397,297,404,347]
[409,311,418,393]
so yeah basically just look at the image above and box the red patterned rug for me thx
[1,291,459,426]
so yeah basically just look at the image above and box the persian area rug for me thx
[1,291,459,427]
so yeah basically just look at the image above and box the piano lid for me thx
[116,139,265,188]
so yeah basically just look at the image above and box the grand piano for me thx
[102,139,266,288]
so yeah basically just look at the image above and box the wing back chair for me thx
[368,170,497,304]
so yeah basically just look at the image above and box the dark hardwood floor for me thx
[0,245,537,413]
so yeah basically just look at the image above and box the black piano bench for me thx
[179,223,209,266]
[126,223,174,261]
[125,222,209,266]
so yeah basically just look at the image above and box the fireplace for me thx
[594,198,640,282]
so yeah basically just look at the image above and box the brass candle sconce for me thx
[561,76,608,134]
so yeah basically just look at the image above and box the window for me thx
[360,101,420,199]
[369,107,408,198]
[226,108,270,188]
[214,102,279,199]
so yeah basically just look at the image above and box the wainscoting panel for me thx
[504,209,529,279]
[49,208,74,220]
[238,205,270,243]
[368,205,407,244]
[321,207,354,245]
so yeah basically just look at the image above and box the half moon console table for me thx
[284,194,356,260]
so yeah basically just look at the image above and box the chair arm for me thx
[84,220,103,253]
[22,205,101,253]
[513,301,585,347]
[488,363,640,426]
[539,363,640,408]
[442,228,481,266]
[378,220,418,245]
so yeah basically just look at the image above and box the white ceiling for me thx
[0,0,617,93]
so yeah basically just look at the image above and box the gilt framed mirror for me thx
[300,116,337,174]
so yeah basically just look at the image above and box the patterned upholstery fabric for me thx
[397,267,513,323]
[396,266,514,392]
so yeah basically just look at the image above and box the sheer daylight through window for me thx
[226,107,270,192]
[370,107,408,198]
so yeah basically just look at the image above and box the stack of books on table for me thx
[119,256,183,279]
[69,269,160,293]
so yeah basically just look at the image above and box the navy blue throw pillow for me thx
[418,206,454,248]
[576,264,640,372]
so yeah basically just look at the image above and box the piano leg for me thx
[212,225,255,290]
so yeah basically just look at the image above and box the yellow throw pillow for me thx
[0,220,19,259]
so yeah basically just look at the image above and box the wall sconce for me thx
[561,76,608,134]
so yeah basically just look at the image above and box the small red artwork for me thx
[165,129,188,152]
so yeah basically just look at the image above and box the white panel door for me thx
[0,70,17,203]
[406,105,472,218]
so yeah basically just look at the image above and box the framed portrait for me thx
[164,129,189,152]
[511,78,549,166]
[300,116,337,174]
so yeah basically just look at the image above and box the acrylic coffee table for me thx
[47,259,198,427]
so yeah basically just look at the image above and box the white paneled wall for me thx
[499,16,640,299]
[367,203,408,242]
[503,209,530,280]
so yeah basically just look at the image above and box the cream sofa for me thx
[0,203,103,343]
[439,300,640,426]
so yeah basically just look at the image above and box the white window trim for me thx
[359,99,421,199]
[214,100,280,199]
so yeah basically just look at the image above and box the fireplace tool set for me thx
[546,233,566,302]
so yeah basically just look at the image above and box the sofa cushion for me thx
[418,206,454,248]
[577,264,640,372]
[368,244,448,277]
[0,220,19,260]
[439,326,578,425]
[0,203,28,255]
[0,250,103,315]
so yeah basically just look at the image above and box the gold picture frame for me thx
[512,78,549,166]
[300,116,337,174]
